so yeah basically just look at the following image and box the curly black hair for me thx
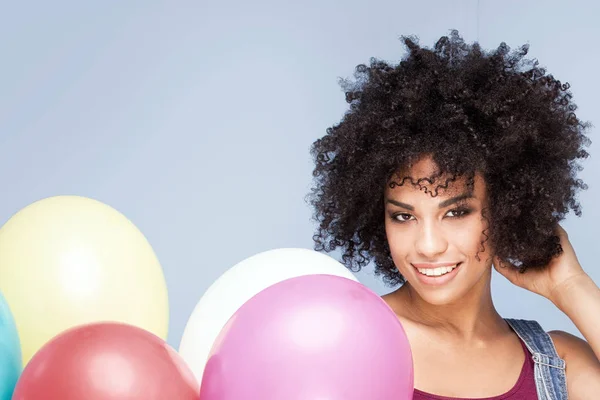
[309,30,592,287]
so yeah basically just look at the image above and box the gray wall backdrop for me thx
[1,0,598,347]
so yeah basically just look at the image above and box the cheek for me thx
[385,222,411,261]
[453,218,491,258]
[454,228,482,253]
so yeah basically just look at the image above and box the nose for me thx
[414,220,448,259]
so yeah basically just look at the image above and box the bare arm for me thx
[550,274,600,399]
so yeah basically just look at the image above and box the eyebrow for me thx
[385,193,474,211]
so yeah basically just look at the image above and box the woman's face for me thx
[384,156,493,305]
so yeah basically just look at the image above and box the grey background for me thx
[1,0,598,347]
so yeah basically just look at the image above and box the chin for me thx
[408,284,466,306]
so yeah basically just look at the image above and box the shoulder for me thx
[548,329,597,362]
[548,330,600,398]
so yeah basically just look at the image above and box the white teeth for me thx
[417,265,458,277]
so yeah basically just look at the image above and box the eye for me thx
[445,208,472,218]
[393,213,415,223]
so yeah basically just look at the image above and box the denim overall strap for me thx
[505,318,568,400]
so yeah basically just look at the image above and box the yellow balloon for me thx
[0,195,169,366]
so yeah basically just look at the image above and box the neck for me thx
[398,269,506,341]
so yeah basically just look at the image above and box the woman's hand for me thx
[492,224,589,304]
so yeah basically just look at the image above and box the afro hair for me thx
[309,30,592,286]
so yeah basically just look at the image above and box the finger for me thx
[553,224,575,254]
[555,224,566,236]
[493,256,520,284]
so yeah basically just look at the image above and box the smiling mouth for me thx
[414,263,462,277]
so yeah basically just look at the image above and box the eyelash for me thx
[390,207,473,223]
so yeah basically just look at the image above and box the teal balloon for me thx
[0,291,21,400]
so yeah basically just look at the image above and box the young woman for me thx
[309,31,600,399]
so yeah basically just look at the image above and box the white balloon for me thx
[178,247,358,386]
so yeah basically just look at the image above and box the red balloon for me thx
[12,322,200,400]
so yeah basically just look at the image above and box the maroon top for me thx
[413,340,537,400]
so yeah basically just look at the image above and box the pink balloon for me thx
[200,274,413,399]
